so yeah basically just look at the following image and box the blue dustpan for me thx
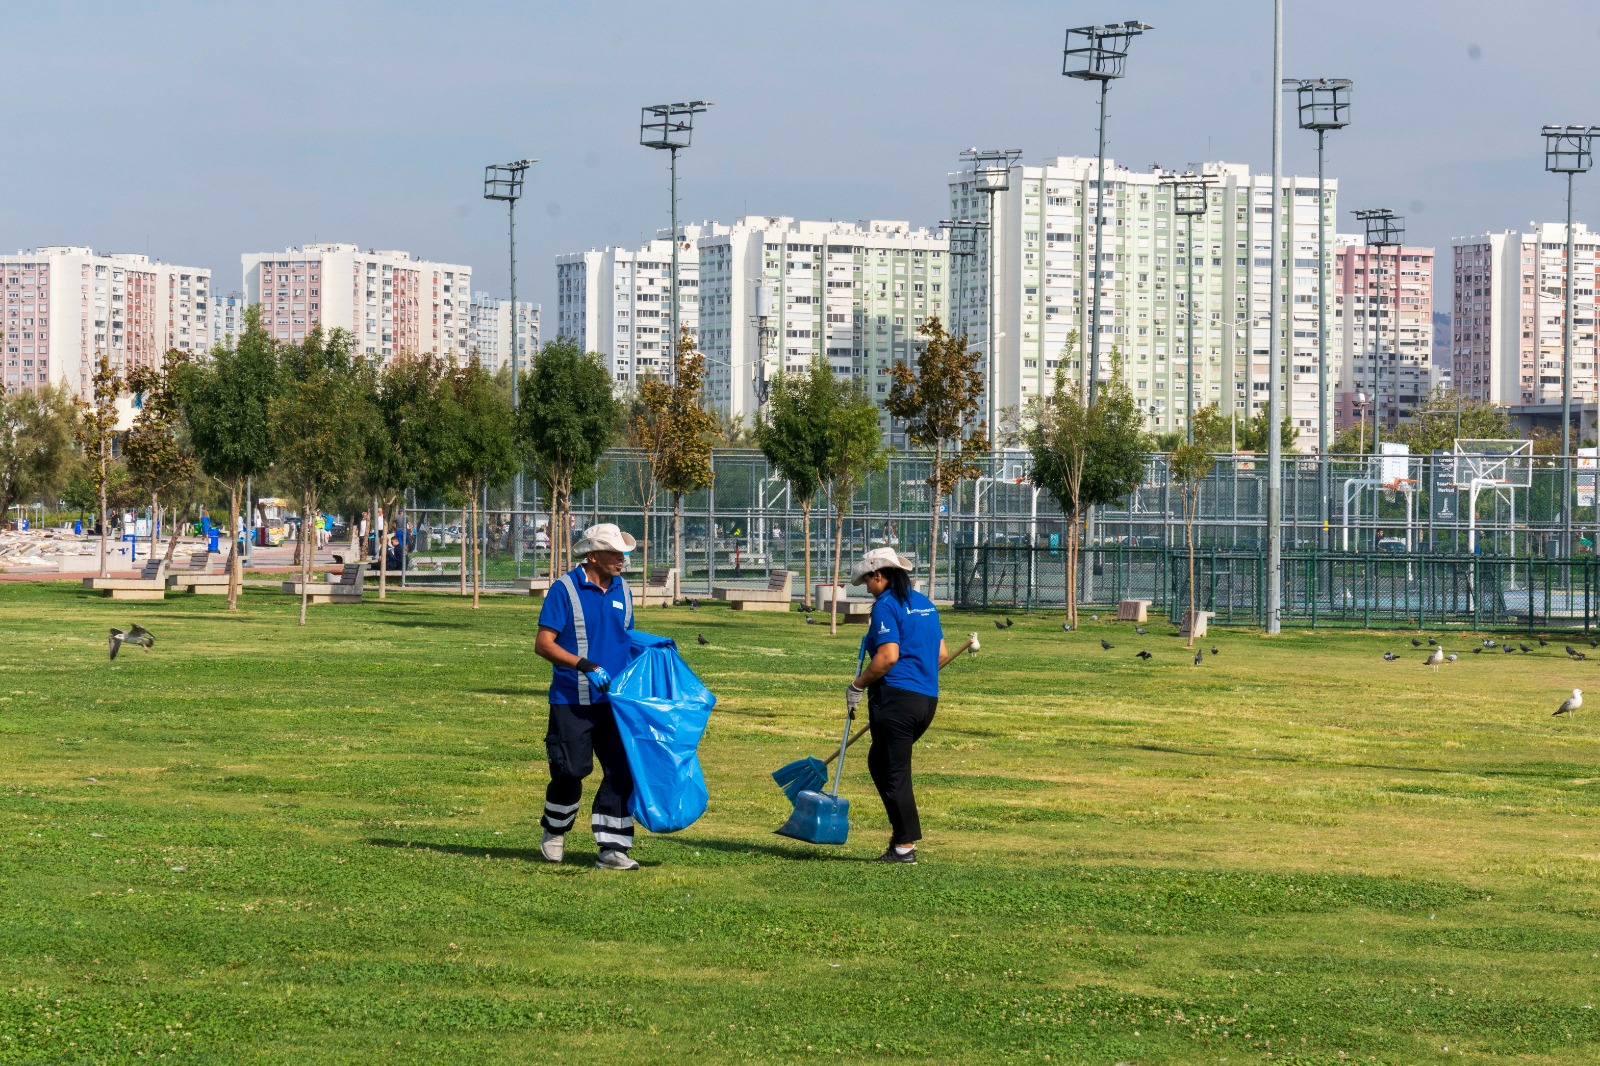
[776,706,856,845]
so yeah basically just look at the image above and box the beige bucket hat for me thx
[573,522,637,555]
[849,546,914,585]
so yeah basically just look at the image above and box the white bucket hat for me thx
[573,522,637,555]
[849,546,914,585]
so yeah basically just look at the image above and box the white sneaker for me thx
[539,830,565,863]
[595,848,640,871]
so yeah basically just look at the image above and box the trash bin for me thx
[73,520,83,536]
[207,529,220,553]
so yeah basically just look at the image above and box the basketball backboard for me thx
[1449,439,1533,489]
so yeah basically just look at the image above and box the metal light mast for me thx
[640,101,711,384]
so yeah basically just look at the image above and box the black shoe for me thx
[873,846,917,864]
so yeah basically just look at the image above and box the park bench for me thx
[83,559,169,601]
[636,567,679,607]
[813,583,875,624]
[393,554,461,579]
[1116,598,1152,623]
[513,575,551,595]
[281,563,366,604]
[713,569,794,612]
[1181,611,1214,640]
[168,551,229,594]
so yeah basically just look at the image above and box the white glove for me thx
[968,631,980,657]
[845,682,865,713]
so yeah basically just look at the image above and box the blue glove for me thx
[576,659,611,693]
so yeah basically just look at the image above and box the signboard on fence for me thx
[1580,447,1597,509]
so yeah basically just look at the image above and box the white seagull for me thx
[1554,689,1583,718]
[1425,646,1445,673]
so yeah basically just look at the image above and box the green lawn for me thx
[3,583,1600,1064]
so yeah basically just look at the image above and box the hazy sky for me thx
[5,1,1599,321]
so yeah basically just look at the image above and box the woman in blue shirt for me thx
[845,547,974,864]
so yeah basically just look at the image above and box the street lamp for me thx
[1354,208,1403,452]
[1542,124,1600,553]
[1354,391,1371,455]
[640,101,712,384]
[483,157,536,566]
[1159,170,1216,443]
[959,148,1022,448]
[1063,20,1153,407]
[940,218,987,353]
[1286,78,1350,550]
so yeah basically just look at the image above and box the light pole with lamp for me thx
[1286,78,1351,549]
[959,148,1021,448]
[750,283,775,414]
[640,101,711,384]
[1062,21,1153,407]
[483,157,536,568]
[1159,170,1216,443]
[940,217,986,345]
[1542,124,1599,553]
[1354,208,1403,452]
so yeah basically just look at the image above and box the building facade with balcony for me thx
[554,223,725,386]
[694,216,949,428]
[242,243,471,361]
[947,156,1338,447]
[2,246,210,398]
[467,292,539,374]
[1332,237,1436,430]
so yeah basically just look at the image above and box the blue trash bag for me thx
[607,631,717,833]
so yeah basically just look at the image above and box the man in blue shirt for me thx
[535,523,639,870]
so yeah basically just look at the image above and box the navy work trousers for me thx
[541,701,635,852]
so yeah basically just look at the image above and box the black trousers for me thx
[541,702,635,852]
[866,683,937,846]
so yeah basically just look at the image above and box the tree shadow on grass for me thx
[476,687,541,697]
[365,836,664,868]
[374,620,471,629]
[1131,742,1579,781]
[679,836,868,862]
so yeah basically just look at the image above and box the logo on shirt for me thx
[612,601,624,609]
[878,622,889,634]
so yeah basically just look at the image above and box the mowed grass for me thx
[3,583,1600,1064]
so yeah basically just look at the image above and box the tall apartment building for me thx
[242,243,471,361]
[947,157,1338,445]
[1451,223,1599,407]
[554,223,726,385]
[467,292,539,374]
[210,290,249,352]
[1332,237,1436,430]
[695,217,949,425]
[2,247,210,398]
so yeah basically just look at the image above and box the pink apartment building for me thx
[1451,223,1599,408]
[241,243,471,362]
[2,247,210,399]
[1332,237,1435,431]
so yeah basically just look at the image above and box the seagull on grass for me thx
[1425,646,1444,672]
[108,625,154,661]
[1555,689,1583,718]
[967,632,980,657]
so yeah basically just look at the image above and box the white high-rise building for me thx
[2,247,210,398]
[554,223,726,385]
[242,243,471,361]
[948,157,1339,445]
[1451,223,1599,408]
[695,216,949,426]
[467,292,539,374]
[210,290,249,352]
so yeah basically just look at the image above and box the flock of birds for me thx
[1372,632,1591,716]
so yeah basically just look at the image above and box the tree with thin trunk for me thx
[1169,441,1214,647]
[1027,352,1149,630]
[886,316,986,600]
[125,350,196,565]
[75,351,123,578]
[359,354,440,600]
[629,383,670,601]
[520,339,620,584]
[818,371,888,633]
[177,308,279,610]
[271,329,368,626]
[0,384,78,530]
[440,359,518,608]
[640,329,716,597]
[755,366,829,609]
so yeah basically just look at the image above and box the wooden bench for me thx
[813,583,875,624]
[282,563,366,604]
[83,560,169,600]
[637,567,678,607]
[714,569,794,612]
[1116,598,1153,623]
[168,551,229,594]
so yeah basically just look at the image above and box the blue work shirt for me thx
[538,564,635,705]
[865,589,942,698]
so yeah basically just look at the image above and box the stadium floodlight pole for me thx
[484,157,536,567]
[1159,170,1216,443]
[1286,78,1351,550]
[940,218,987,344]
[640,101,711,385]
[959,149,1022,447]
[1354,209,1402,455]
[1265,0,1283,634]
[1542,125,1599,554]
[1063,20,1153,407]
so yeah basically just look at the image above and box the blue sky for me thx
[4,1,1598,321]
